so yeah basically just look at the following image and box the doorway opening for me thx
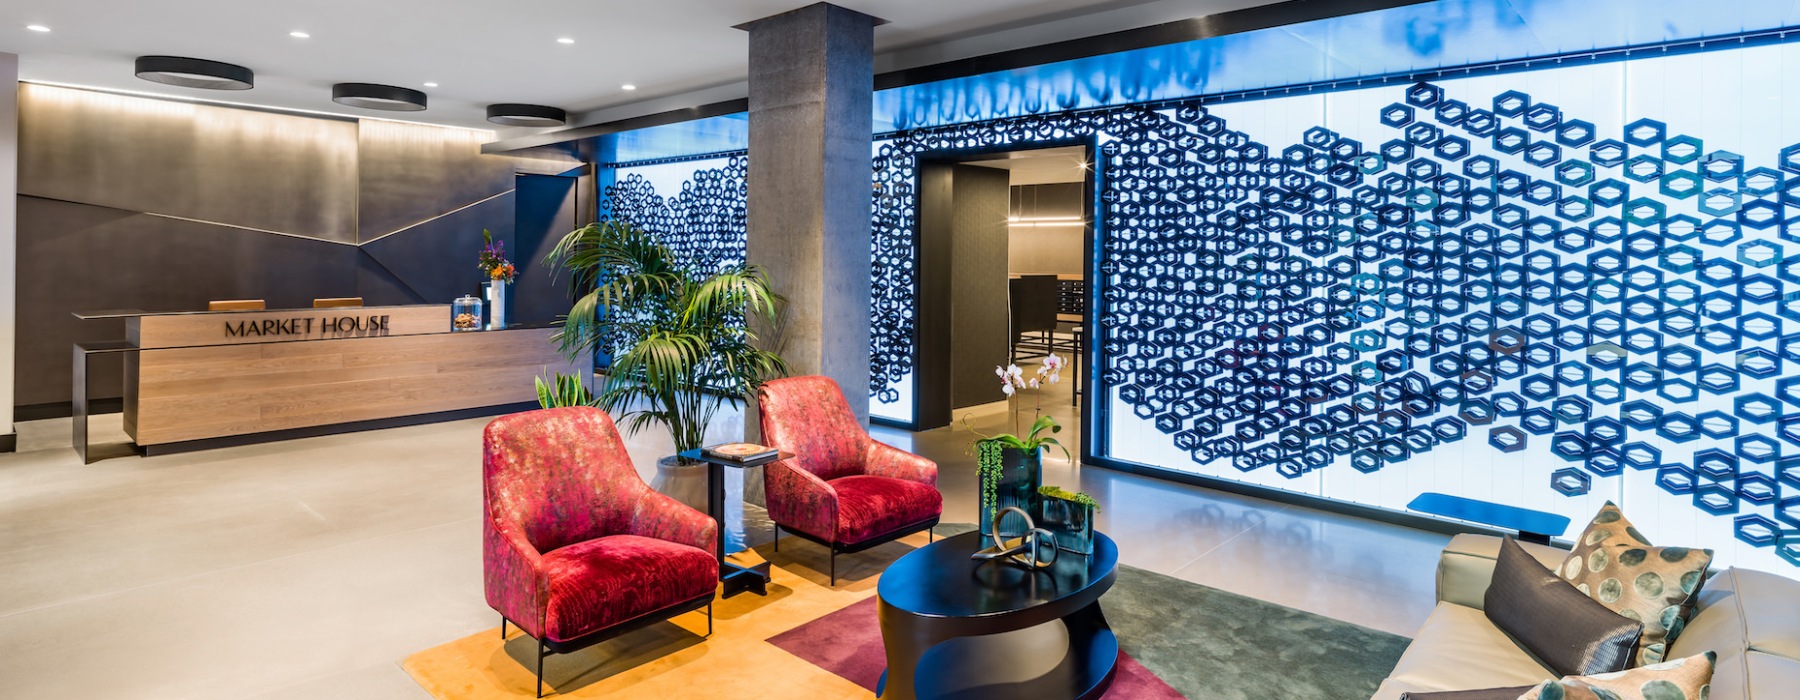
[910,144,1094,451]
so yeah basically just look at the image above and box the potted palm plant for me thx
[540,219,787,500]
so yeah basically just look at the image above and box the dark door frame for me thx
[873,138,1103,463]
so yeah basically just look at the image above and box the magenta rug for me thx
[766,596,1186,699]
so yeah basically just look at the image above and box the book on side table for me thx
[702,442,781,466]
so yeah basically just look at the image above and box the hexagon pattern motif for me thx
[607,66,1800,574]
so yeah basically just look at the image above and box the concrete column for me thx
[0,53,17,450]
[740,3,882,424]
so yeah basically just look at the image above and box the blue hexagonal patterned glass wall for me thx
[601,33,1800,577]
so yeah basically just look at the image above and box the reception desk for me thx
[80,305,584,455]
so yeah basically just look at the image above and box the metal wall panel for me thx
[356,119,516,242]
[17,84,360,243]
[358,192,515,305]
[15,196,359,406]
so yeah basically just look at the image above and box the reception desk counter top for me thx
[82,304,584,452]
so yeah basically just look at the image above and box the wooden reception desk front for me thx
[118,305,583,451]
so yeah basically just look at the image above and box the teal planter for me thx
[979,446,1042,539]
[1038,496,1095,555]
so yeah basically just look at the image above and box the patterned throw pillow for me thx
[1514,651,1715,700]
[1558,502,1713,666]
[1561,502,1653,570]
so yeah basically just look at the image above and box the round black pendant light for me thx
[134,56,254,90]
[331,83,427,111]
[486,103,567,127]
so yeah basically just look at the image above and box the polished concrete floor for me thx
[0,373,1447,699]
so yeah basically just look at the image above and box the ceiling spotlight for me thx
[556,37,575,44]
[26,24,50,32]
[486,103,567,127]
[289,30,310,38]
[621,84,637,91]
[331,83,427,111]
[134,56,255,90]
[423,82,438,87]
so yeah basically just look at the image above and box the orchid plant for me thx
[970,353,1072,515]
[991,353,1069,448]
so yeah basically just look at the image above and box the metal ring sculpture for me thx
[970,506,1059,569]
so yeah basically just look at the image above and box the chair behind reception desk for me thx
[207,299,266,311]
[312,297,364,308]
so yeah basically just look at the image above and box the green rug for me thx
[732,510,1410,699]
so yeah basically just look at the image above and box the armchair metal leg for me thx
[706,602,714,637]
[929,527,935,543]
[830,551,837,586]
[773,524,780,552]
[536,639,546,698]
[501,617,508,639]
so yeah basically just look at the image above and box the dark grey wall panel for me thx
[511,175,579,326]
[356,119,517,241]
[914,163,955,429]
[949,164,1011,410]
[12,85,580,413]
[16,196,358,406]
[359,193,515,305]
[17,84,360,243]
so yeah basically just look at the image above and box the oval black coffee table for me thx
[876,530,1119,700]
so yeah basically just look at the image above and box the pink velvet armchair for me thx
[483,407,718,697]
[758,376,942,585]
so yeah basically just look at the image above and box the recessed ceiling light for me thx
[556,37,575,44]
[621,84,637,91]
[26,24,51,32]
[423,82,438,87]
[289,30,310,39]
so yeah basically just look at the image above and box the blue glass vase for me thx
[979,445,1042,539]
[1038,496,1094,555]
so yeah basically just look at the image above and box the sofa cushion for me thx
[828,475,942,545]
[1440,534,1570,611]
[1383,602,1557,694]
[1557,504,1713,666]
[1516,651,1715,700]
[1485,538,1642,676]
[1668,566,1800,700]
[1560,502,1653,574]
[540,534,718,643]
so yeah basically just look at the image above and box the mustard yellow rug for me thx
[403,530,933,699]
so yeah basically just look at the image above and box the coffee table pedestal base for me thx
[877,600,1118,700]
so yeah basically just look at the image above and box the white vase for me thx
[484,281,507,330]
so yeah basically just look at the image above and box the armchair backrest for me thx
[758,376,871,482]
[483,407,647,554]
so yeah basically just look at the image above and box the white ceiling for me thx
[0,0,1275,133]
[967,146,1090,186]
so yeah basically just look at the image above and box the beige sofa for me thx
[1371,534,1800,699]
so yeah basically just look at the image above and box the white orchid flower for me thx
[1001,381,1016,396]
[1028,377,1040,389]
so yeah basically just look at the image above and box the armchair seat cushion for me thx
[829,475,943,546]
[541,535,718,643]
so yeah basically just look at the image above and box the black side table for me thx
[677,448,786,598]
